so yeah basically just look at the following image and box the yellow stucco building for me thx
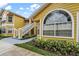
[1,3,79,44]
[1,10,29,37]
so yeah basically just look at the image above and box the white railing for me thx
[21,23,34,36]
[13,28,18,38]
[14,23,34,39]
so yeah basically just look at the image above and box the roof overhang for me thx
[29,3,49,19]
[1,9,28,20]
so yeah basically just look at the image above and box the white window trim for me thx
[42,8,74,39]
[76,12,79,42]
[43,35,73,39]
[2,24,14,26]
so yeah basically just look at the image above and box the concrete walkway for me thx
[0,37,42,56]
[1,37,35,44]
[0,45,42,56]
[0,40,42,56]
[0,41,14,55]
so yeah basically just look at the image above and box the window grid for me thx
[43,22,72,37]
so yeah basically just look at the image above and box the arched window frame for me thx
[42,9,74,39]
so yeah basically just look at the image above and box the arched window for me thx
[43,10,72,37]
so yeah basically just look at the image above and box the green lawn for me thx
[15,43,59,56]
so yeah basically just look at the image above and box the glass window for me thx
[43,10,72,37]
[8,16,13,22]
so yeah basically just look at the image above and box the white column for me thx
[18,28,22,39]
[37,23,40,35]
[13,28,16,38]
[39,19,43,39]
[77,12,79,42]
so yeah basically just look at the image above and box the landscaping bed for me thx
[16,39,79,56]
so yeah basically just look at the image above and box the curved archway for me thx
[42,9,74,38]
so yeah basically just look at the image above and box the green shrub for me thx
[22,35,36,39]
[31,39,79,56]
[0,34,11,39]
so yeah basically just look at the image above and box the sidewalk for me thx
[1,37,34,44]
[0,46,42,56]
[0,41,42,56]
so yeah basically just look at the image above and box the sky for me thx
[0,3,43,18]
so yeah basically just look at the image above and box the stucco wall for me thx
[33,3,79,44]
[13,15,26,29]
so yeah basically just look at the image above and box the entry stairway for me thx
[13,23,34,39]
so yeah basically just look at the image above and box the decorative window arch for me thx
[42,9,74,38]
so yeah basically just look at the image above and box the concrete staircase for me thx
[14,23,34,39]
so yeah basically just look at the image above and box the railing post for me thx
[13,28,16,38]
[39,19,42,39]
[18,28,22,39]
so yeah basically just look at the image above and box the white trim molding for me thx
[2,24,14,26]
[77,11,79,42]
[42,8,74,39]
[43,35,73,39]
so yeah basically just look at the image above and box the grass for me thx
[15,43,59,56]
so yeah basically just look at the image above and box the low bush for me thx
[31,39,79,56]
[0,34,11,39]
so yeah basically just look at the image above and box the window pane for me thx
[8,16,12,22]
[43,30,54,36]
[56,30,72,37]
[56,22,72,37]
